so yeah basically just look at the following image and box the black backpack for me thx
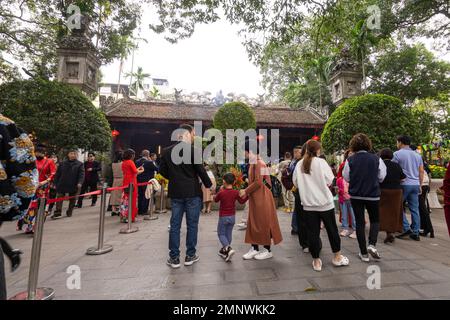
[269,175,283,198]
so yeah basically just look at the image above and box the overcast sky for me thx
[99,8,449,98]
[101,9,265,97]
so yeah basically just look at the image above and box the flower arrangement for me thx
[429,165,446,179]
[229,166,246,190]
[155,173,169,189]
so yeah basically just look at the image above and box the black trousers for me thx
[137,185,150,215]
[55,191,78,216]
[0,243,6,300]
[294,191,309,249]
[76,181,98,207]
[419,185,433,232]
[304,209,341,259]
[351,199,380,255]
[47,187,57,212]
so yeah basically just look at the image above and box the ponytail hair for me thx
[301,139,321,174]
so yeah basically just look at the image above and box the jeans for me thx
[169,196,202,259]
[137,185,150,214]
[340,200,356,230]
[402,185,421,235]
[217,216,235,247]
[0,244,6,300]
[351,199,380,255]
[304,209,341,259]
[291,211,298,233]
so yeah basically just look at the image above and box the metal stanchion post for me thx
[10,198,54,300]
[156,181,167,213]
[144,182,158,221]
[120,183,138,234]
[87,183,113,255]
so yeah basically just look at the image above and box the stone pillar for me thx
[329,47,363,107]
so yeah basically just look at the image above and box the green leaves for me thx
[0,79,111,153]
[321,94,428,153]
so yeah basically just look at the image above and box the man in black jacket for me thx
[159,124,212,268]
[76,152,101,208]
[135,149,159,215]
[52,150,84,219]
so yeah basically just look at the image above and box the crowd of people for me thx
[1,114,450,299]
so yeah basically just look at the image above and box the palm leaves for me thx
[305,55,333,108]
[125,66,151,97]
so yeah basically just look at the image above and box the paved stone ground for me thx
[2,197,450,300]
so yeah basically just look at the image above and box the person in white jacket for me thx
[293,139,349,272]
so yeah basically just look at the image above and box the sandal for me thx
[312,259,322,272]
[332,255,350,267]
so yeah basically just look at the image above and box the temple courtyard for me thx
[2,200,450,300]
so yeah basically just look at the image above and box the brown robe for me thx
[379,188,403,233]
[244,158,283,246]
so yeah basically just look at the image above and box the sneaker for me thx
[218,248,227,259]
[184,254,200,266]
[236,222,247,230]
[340,229,350,237]
[254,249,273,260]
[409,234,420,241]
[242,247,259,260]
[302,247,309,253]
[225,247,235,262]
[349,231,357,239]
[367,245,381,260]
[166,257,181,269]
[66,211,72,217]
[359,253,370,262]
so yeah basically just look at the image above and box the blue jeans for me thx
[340,200,356,230]
[402,185,421,235]
[217,216,235,247]
[169,196,202,259]
[291,211,298,232]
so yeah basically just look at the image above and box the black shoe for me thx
[166,257,181,269]
[218,248,227,259]
[291,230,298,235]
[91,203,96,207]
[66,211,72,217]
[9,249,23,272]
[184,254,200,266]
[76,204,82,209]
[396,230,412,239]
[409,234,420,241]
[420,230,435,238]
[51,213,62,220]
[107,205,112,212]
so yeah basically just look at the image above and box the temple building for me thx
[105,98,326,158]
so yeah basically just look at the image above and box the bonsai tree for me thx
[322,94,429,153]
[0,79,111,153]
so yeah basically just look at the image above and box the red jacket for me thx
[444,163,450,206]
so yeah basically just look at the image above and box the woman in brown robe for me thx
[379,148,406,243]
[240,140,283,260]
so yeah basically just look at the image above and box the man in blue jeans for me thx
[393,135,424,241]
[159,124,212,268]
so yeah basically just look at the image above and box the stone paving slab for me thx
[2,199,450,300]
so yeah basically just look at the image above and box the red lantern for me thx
[111,129,120,138]
[312,135,320,141]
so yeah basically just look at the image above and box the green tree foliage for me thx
[0,0,142,80]
[0,79,111,152]
[368,44,450,104]
[213,101,256,132]
[321,94,428,153]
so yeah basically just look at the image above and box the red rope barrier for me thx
[46,181,154,204]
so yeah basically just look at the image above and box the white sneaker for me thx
[340,229,350,237]
[303,247,309,253]
[367,245,381,259]
[359,252,370,262]
[254,249,273,260]
[236,222,247,230]
[349,231,357,239]
[242,248,259,260]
